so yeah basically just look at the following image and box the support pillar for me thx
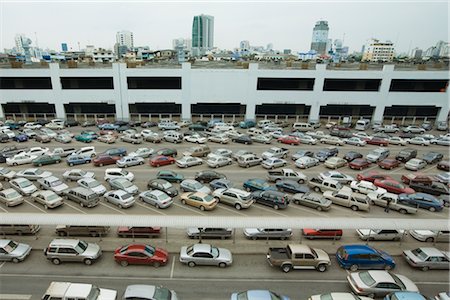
[245,103,256,120]
[372,105,385,124]
[0,104,4,120]
[308,102,320,123]
[437,106,450,123]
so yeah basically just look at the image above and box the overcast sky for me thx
[0,0,448,54]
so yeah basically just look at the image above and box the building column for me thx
[308,101,320,123]
[181,62,192,120]
[309,64,326,123]
[245,63,259,121]
[113,63,129,121]
[0,104,4,120]
[372,105,385,123]
[437,105,450,122]
[245,103,256,120]
[49,63,65,119]
[54,103,65,119]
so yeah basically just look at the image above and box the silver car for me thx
[243,228,292,240]
[403,247,450,271]
[55,134,72,144]
[295,157,320,169]
[206,154,232,168]
[104,190,135,208]
[31,190,63,209]
[207,134,230,144]
[405,158,427,171]
[139,190,173,209]
[0,188,24,207]
[208,148,233,158]
[187,228,233,239]
[0,239,31,263]
[44,239,102,265]
[180,179,211,194]
[16,168,52,181]
[0,167,16,181]
[261,157,287,169]
[179,243,233,268]
[212,188,253,210]
[251,134,272,144]
[128,147,154,158]
[344,137,367,147]
[62,169,95,181]
[176,156,203,168]
[77,178,106,196]
[123,285,178,300]
[9,177,37,195]
[109,178,139,195]
[409,230,450,243]
[116,156,145,168]
[120,134,143,144]
[37,176,69,195]
[356,229,405,241]
[347,270,419,298]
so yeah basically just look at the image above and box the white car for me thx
[31,190,63,209]
[1,129,15,138]
[356,229,405,241]
[179,120,192,127]
[24,122,42,130]
[206,155,232,168]
[184,133,207,144]
[62,169,95,181]
[320,136,344,146]
[6,153,38,166]
[73,146,96,158]
[309,293,372,300]
[16,168,52,181]
[116,156,145,168]
[0,167,16,181]
[139,190,173,209]
[319,171,354,184]
[350,180,387,195]
[306,131,328,139]
[353,132,372,140]
[261,157,287,169]
[45,123,64,130]
[128,147,154,158]
[298,134,318,145]
[403,125,425,134]
[104,190,135,209]
[21,129,37,138]
[388,136,407,146]
[39,128,57,138]
[405,158,427,171]
[9,177,37,195]
[407,137,430,146]
[140,129,156,138]
[104,168,135,182]
[251,134,273,144]
[344,137,367,147]
[295,156,320,169]
[77,178,106,196]
[176,156,203,168]
[207,134,230,144]
[26,147,50,157]
[208,149,233,159]
[0,188,24,207]
[37,176,68,195]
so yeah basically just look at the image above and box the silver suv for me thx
[44,239,102,265]
[212,188,254,210]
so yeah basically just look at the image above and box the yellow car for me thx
[180,192,218,211]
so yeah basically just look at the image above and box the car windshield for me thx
[211,246,219,258]
[204,195,214,202]
[87,181,100,188]
[18,180,32,188]
[86,286,100,300]
[391,274,406,290]
[4,240,18,253]
[186,245,194,256]
[122,193,133,200]
[5,191,20,199]
[51,180,63,187]
[121,181,133,188]
[46,193,60,201]
[144,245,155,255]
[122,170,129,175]
[75,240,88,253]
[0,169,7,175]
[152,286,171,300]
[192,182,202,189]
[79,170,87,176]
[162,182,171,189]
[359,271,376,286]
[411,248,428,260]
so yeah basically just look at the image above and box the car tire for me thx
[422,266,429,271]
[84,258,92,265]
[52,258,61,265]
[350,264,358,271]
[69,163,74,167]
[273,204,279,210]
[12,257,20,263]
[181,199,186,205]
[317,264,327,272]
[429,206,436,212]
[281,264,292,273]
[316,206,323,211]
[314,187,321,193]
[153,261,161,268]
[199,206,205,211]
[399,209,407,214]
[188,261,196,267]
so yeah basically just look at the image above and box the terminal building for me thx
[0,62,448,125]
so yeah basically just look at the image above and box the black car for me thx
[232,135,253,145]
[141,121,158,128]
[35,119,50,125]
[195,170,226,183]
[116,125,130,132]
[102,147,127,157]
[81,120,96,127]
[314,147,339,162]
[275,180,309,194]
[395,148,417,163]
[422,151,444,164]
[156,148,177,157]
[128,120,141,127]
[147,178,178,197]
[399,132,416,139]
[343,151,363,162]
[114,120,129,126]
[372,132,391,139]
[0,134,10,143]
[187,227,233,239]
[251,190,290,210]
[329,129,353,138]
[64,119,79,127]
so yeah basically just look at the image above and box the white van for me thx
[257,120,274,128]
[163,131,183,143]
[355,119,371,131]
[292,122,314,132]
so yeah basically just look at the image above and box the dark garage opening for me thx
[127,77,182,89]
[384,105,439,117]
[320,105,374,117]
[257,78,315,90]
[64,103,116,114]
[0,77,52,89]
[2,103,56,114]
[256,104,310,116]
[389,79,448,92]
[191,103,246,115]
[129,103,181,114]
[60,77,114,89]
[323,79,381,91]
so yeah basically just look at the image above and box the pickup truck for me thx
[323,188,370,211]
[42,281,117,300]
[367,192,418,214]
[307,177,349,193]
[267,168,307,184]
[261,147,289,160]
[266,244,330,273]
[48,147,76,157]
[409,181,449,197]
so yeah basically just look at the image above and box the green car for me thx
[188,124,208,131]
[156,170,184,183]
[75,134,93,143]
[32,155,62,166]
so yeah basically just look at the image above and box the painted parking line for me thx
[250,204,289,217]
[0,206,8,213]
[388,166,405,173]
[98,202,127,214]
[0,294,32,300]
[172,202,206,216]
[63,202,88,214]
[0,262,5,269]
[422,164,439,173]
[329,204,367,217]
[287,204,326,217]
[24,199,47,213]
[170,255,176,279]
[135,202,167,215]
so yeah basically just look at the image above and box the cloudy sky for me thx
[0,0,448,54]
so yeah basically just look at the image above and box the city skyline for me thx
[0,1,448,54]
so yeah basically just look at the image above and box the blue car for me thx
[13,134,28,142]
[276,180,309,194]
[243,178,276,192]
[210,178,234,190]
[231,290,290,300]
[102,147,127,157]
[7,123,20,130]
[398,193,444,212]
[239,120,256,129]
[98,123,119,130]
[67,155,92,166]
[336,244,396,271]
[384,292,429,300]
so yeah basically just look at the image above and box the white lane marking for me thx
[170,255,176,279]
[99,202,127,214]
[0,295,32,300]
[250,204,289,217]
[63,202,87,214]
[0,262,5,269]
[135,202,166,215]
[0,205,8,213]
[287,204,326,217]
[0,273,448,285]
[172,202,206,216]
[422,164,438,173]
[24,199,47,213]
[329,204,366,217]
[216,203,247,216]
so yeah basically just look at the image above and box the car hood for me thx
[84,243,101,257]
[98,288,118,300]
[22,184,37,194]
[243,228,261,235]
[53,183,69,192]
[403,250,422,264]
[396,274,419,292]
[313,248,330,262]
[218,248,233,262]
[197,186,211,194]
[92,185,106,194]
[11,243,31,257]
[123,185,139,194]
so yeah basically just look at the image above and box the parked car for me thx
[374,179,415,194]
[55,134,72,144]
[324,157,347,169]
[75,134,93,143]
[117,226,161,238]
[147,178,178,197]
[366,148,390,163]
[98,134,116,144]
[180,191,218,211]
[156,170,183,183]
[231,290,289,300]
[187,228,232,240]
[320,136,344,146]
[116,156,145,168]
[243,178,276,192]
[437,161,449,171]
[0,167,16,181]
[109,178,139,195]
[302,229,342,239]
[77,178,106,196]
[16,168,52,181]
[403,125,425,134]
[276,179,309,194]
[149,155,176,167]
[292,192,331,211]
[210,178,234,190]
[398,193,444,212]
[344,137,367,147]
[357,229,405,241]
[9,177,37,195]
[244,228,292,240]
[314,147,339,162]
[35,134,52,143]
[232,135,253,145]
[63,169,95,182]
[206,154,232,168]
[319,171,353,184]
[378,158,401,170]
[366,137,389,146]
[176,156,203,168]
[261,157,287,169]
[104,168,134,181]
[37,175,69,195]
[251,190,289,210]
[295,156,320,169]
[388,136,407,146]
[93,154,120,167]
[6,153,37,166]
[357,171,393,183]
[422,151,444,164]
[405,158,427,171]
[336,245,396,271]
[403,247,450,271]
[67,155,92,166]
[44,239,102,265]
[139,190,173,209]
[409,230,450,243]
[104,189,136,208]
[267,244,330,273]
[0,188,24,206]
[0,239,31,263]
[351,180,386,195]
[114,243,168,267]
[349,158,371,170]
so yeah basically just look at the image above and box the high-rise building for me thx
[362,38,395,62]
[14,34,27,54]
[240,40,250,50]
[310,21,329,55]
[61,43,68,52]
[116,30,134,49]
[192,14,214,56]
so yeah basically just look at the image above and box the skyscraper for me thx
[15,34,27,54]
[310,21,329,55]
[192,14,214,56]
[116,30,134,49]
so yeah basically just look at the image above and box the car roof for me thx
[38,190,56,197]
[2,188,19,195]
[389,292,426,300]
[417,247,446,257]
[123,285,156,298]
[288,244,313,254]
[49,239,81,247]
[366,270,394,283]
[0,239,14,247]
[106,168,122,173]
[342,244,376,254]
[192,243,212,252]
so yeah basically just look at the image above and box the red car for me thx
[374,179,415,194]
[348,158,371,170]
[114,244,168,267]
[277,136,300,145]
[93,155,120,167]
[150,155,176,167]
[117,226,161,238]
[99,130,119,137]
[302,229,343,239]
[377,158,400,170]
[437,160,450,171]
[365,137,389,146]
[400,173,434,185]
[356,171,394,183]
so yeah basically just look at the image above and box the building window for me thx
[323,79,381,91]
[389,79,448,92]
[0,77,52,89]
[257,78,315,90]
[60,77,113,89]
[127,77,181,89]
